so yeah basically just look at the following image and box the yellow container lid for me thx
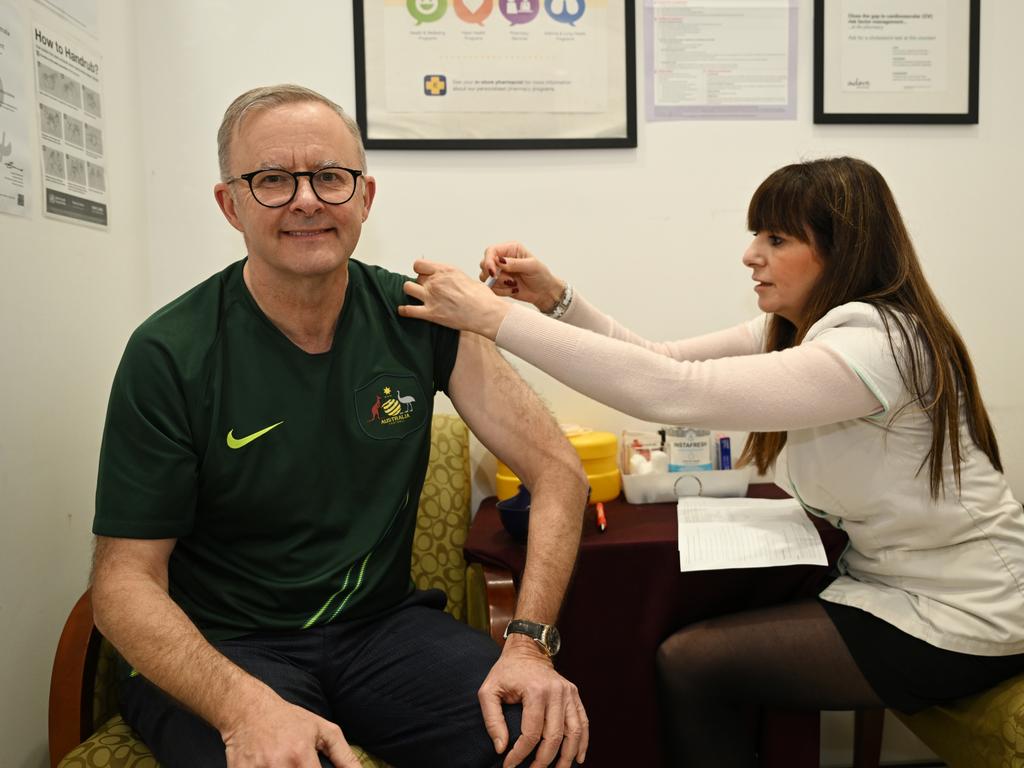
[496,466,621,503]
[566,430,617,460]
[496,429,616,472]
[496,453,616,477]
[495,428,620,502]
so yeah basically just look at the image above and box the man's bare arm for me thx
[91,536,360,768]
[448,334,588,625]
[447,332,589,768]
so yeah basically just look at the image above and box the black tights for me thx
[656,599,885,768]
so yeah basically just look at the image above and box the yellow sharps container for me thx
[496,429,620,502]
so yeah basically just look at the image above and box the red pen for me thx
[596,502,607,532]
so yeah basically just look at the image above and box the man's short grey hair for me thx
[217,84,367,181]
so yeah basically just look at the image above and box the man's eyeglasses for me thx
[227,166,364,208]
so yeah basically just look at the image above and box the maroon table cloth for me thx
[464,484,849,768]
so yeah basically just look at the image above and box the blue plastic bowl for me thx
[496,484,531,544]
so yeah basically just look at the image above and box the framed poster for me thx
[813,0,979,124]
[353,0,637,149]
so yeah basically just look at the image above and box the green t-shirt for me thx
[94,259,459,640]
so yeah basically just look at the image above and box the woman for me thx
[400,157,1024,766]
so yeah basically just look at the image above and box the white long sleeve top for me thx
[495,293,1024,655]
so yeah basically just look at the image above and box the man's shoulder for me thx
[349,259,448,332]
[126,260,242,368]
[138,261,239,334]
[350,259,408,299]
[349,259,429,331]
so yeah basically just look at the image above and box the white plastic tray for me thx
[621,468,751,504]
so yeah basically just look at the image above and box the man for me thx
[91,84,589,768]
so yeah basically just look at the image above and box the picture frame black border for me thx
[353,0,637,150]
[813,0,980,125]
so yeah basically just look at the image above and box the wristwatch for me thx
[504,619,561,657]
[543,282,574,321]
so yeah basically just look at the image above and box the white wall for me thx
[137,0,1024,498]
[131,3,1023,766]
[0,1,148,766]
[4,0,1022,765]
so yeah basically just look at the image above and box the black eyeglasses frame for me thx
[227,166,364,208]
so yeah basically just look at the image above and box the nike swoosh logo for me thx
[226,421,284,449]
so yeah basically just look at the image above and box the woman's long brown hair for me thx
[737,157,1001,497]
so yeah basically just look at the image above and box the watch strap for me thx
[504,618,559,656]
[543,283,574,320]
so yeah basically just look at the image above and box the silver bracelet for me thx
[544,283,574,320]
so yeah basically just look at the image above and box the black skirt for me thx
[821,598,1024,713]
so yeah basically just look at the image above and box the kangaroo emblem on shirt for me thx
[369,394,382,422]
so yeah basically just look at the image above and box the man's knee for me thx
[494,703,581,768]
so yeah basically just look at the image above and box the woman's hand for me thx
[481,242,566,314]
[400,260,510,340]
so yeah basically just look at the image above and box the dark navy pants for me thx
[120,590,528,768]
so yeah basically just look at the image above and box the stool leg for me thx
[853,708,885,768]
[759,709,820,768]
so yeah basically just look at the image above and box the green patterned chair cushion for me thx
[58,716,158,768]
[58,415,470,768]
[410,415,471,622]
[895,670,1024,768]
[58,715,392,768]
[92,639,120,732]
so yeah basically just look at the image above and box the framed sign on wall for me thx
[353,0,637,149]
[813,0,980,124]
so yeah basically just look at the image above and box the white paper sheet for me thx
[840,0,948,94]
[383,3,609,116]
[34,0,98,38]
[0,0,33,217]
[677,497,828,572]
[646,0,797,120]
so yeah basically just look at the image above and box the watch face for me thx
[544,625,561,656]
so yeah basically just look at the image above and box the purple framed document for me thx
[645,0,798,122]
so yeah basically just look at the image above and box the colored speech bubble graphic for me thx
[454,0,493,24]
[546,0,585,25]
[498,0,540,25]
[408,0,447,24]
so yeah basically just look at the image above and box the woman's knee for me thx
[656,627,716,697]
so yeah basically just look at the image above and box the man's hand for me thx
[479,635,589,768]
[221,685,362,768]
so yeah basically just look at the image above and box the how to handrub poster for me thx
[33,20,107,227]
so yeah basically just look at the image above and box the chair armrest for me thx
[48,589,100,768]
[466,563,517,647]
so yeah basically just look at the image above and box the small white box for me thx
[621,468,751,505]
